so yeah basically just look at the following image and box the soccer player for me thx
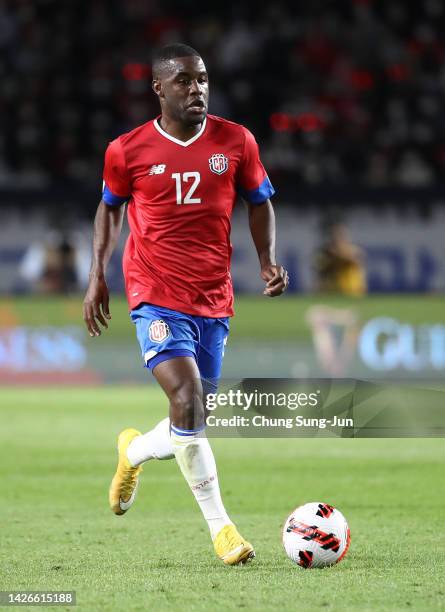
[83,43,288,565]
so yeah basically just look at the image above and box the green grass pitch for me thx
[3,293,445,342]
[1,387,444,611]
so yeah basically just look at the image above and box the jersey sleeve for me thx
[102,138,131,206]
[236,127,275,204]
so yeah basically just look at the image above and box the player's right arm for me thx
[83,200,125,336]
[83,138,130,337]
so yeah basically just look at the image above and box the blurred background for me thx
[1,0,444,384]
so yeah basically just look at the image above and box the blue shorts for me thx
[130,303,229,390]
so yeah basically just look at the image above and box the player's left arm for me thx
[247,199,289,297]
[237,126,288,296]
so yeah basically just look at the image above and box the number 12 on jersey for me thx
[172,172,201,205]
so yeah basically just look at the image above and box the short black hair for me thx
[152,44,201,78]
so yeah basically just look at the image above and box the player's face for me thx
[154,56,209,126]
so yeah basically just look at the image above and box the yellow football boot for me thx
[109,428,143,516]
[214,525,255,565]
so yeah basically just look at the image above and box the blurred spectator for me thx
[1,1,445,191]
[313,220,367,296]
[19,230,90,294]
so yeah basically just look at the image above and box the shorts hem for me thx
[147,349,196,371]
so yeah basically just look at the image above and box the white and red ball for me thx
[282,502,351,568]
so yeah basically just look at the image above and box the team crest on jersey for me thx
[149,319,170,343]
[209,153,228,175]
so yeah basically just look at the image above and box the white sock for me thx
[126,417,174,466]
[171,425,233,540]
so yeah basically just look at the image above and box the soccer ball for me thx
[282,502,351,569]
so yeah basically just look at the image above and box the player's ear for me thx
[152,79,163,98]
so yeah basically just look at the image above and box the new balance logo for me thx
[148,164,166,175]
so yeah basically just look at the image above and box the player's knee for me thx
[169,383,204,430]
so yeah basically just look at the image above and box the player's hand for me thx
[261,264,289,297]
[83,274,111,337]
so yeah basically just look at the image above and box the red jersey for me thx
[102,114,275,317]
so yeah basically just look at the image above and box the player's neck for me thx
[158,115,204,143]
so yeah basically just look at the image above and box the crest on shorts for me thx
[149,319,170,343]
[209,153,228,175]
